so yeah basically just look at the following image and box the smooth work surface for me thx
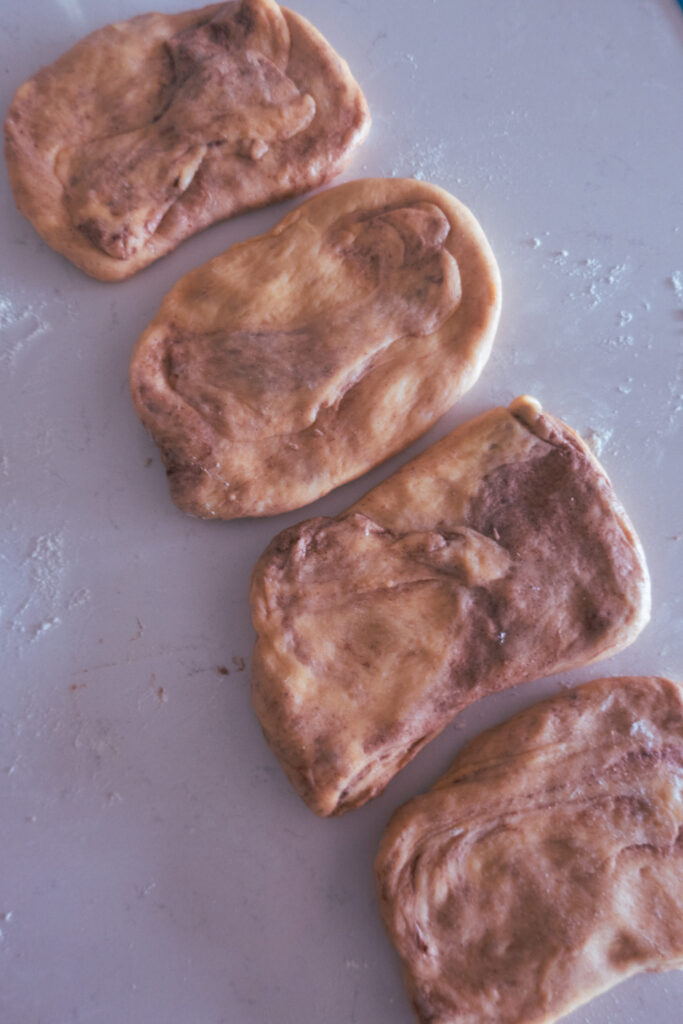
[1,1,682,1022]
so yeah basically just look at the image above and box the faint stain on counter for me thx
[211,656,248,677]
[130,616,145,641]
[71,711,119,766]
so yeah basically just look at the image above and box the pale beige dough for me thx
[4,0,370,279]
[250,397,650,816]
[130,177,501,518]
[375,675,683,1024]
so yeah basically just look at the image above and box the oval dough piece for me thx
[130,178,501,518]
[4,0,370,280]
[250,397,650,816]
[375,675,683,1024]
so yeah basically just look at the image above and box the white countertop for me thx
[1,1,682,1022]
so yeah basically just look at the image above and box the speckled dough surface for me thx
[3,0,370,280]
[375,675,683,1024]
[130,177,501,518]
[250,397,650,816]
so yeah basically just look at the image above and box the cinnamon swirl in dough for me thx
[130,178,501,517]
[375,675,683,1024]
[4,0,370,279]
[250,397,650,815]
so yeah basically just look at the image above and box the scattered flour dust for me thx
[28,534,65,602]
[575,259,629,312]
[523,246,632,313]
[521,245,645,350]
[345,958,369,971]
[68,587,91,611]
[0,910,14,942]
[665,271,683,433]
[549,250,569,265]
[523,247,682,342]
[390,138,452,184]
[0,293,50,370]
[5,531,91,646]
[584,427,614,458]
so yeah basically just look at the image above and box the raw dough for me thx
[250,397,650,816]
[130,177,501,518]
[4,0,370,280]
[375,675,683,1024]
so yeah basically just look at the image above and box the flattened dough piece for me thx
[375,675,683,1024]
[130,178,501,518]
[4,0,370,280]
[250,397,650,816]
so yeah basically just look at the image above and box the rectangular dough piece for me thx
[375,675,683,1024]
[130,177,501,518]
[4,0,370,280]
[250,396,650,815]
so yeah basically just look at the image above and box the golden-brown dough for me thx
[375,675,683,1024]
[4,0,370,279]
[250,397,650,816]
[130,178,501,518]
